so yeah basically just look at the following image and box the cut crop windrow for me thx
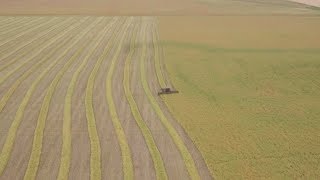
[0,17,87,113]
[123,20,168,180]
[0,18,78,85]
[0,17,19,26]
[0,17,44,38]
[85,17,125,180]
[23,18,104,180]
[139,23,201,180]
[0,17,56,48]
[57,17,115,180]
[0,17,74,63]
[105,17,134,180]
[0,17,34,34]
[0,17,68,67]
[152,24,167,88]
[0,17,93,176]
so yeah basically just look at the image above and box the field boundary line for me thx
[57,17,116,180]
[23,18,104,180]
[105,18,134,180]
[0,17,93,176]
[140,23,201,180]
[0,18,79,85]
[123,20,168,180]
[0,17,89,113]
[0,17,74,63]
[0,17,56,48]
[85,17,125,180]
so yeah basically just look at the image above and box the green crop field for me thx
[159,15,320,179]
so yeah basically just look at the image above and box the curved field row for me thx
[0,17,54,48]
[57,18,115,180]
[0,16,213,180]
[0,17,75,64]
[0,17,44,38]
[23,18,104,180]
[85,17,125,180]
[0,17,33,33]
[0,18,95,176]
[0,18,71,63]
[0,18,89,114]
[0,17,58,62]
[105,18,134,180]
[123,21,168,180]
[0,18,80,84]
[139,23,201,180]
[0,17,18,26]
[152,24,167,88]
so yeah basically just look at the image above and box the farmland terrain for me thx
[0,0,320,15]
[159,15,320,179]
[0,16,212,180]
[1,0,320,179]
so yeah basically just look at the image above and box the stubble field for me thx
[0,16,212,180]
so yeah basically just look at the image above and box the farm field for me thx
[1,0,320,180]
[0,0,320,15]
[159,16,320,179]
[0,16,212,180]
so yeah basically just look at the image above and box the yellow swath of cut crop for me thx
[0,17,74,72]
[123,20,168,180]
[0,17,92,176]
[0,17,45,42]
[23,18,103,180]
[85,17,124,180]
[140,22,201,180]
[0,18,79,113]
[57,17,115,180]
[0,18,73,83]
[152,23,167,88]
[105,17,134,180]
[0,17,55,49]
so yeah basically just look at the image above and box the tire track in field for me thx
[0,17,87,113]
[0,17,74,64]
[57,18,116,180]
[0,18,79,85]
[23,18,103,180]
[140,22,201,180]
[85,17,125,180]
[0,17,94,176]
[123,21,168,180]
[0,17,44,38]
[105,18,134,180]
[0,17,55,48]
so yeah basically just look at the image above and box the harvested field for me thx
[0,16,212,180]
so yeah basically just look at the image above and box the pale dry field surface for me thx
[0,16,212,180]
